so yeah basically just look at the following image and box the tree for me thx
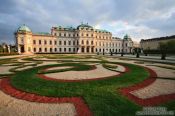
[158,42,168,60]
[121,49,124,57]
[110,52,113,56]
[167,40,175,54]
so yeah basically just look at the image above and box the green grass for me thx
[11,61,150,116]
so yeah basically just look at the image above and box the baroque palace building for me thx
[15,23,133,54]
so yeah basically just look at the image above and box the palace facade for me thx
[15,24,133,54]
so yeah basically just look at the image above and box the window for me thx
[44,40,47,45]
[45,48,47,52]
[59,41,62,45]
[54,33,56,36]
[73,48,75,52]
[82,40,84,44]
[91,41,93,45]
[33,48,36,52]
[69,48,71,52]
[55,41,57,45]
[86,34,88,37]
[73,41,75,45]
[91,34,93,37]
[86,40,89,45]
[125,43,127,47]
[69,34,71,37]
[77,34,79,37]
[59,48,62,52]
[64,48,66,52]
[64,33,66,37]
[33,40,36,44]
[21,37,24,44]
[39,48,42,52]
[55,48,57,52]
[39,40,41,45]
[50,40,52,45]
[59,33,61,36]
[64,41,66,45]
[69,41,71,45]
[50,48,52,52]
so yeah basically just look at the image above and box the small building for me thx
[140,35,175,51]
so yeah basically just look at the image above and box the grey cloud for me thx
[0,0,175,44]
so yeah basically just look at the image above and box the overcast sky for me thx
[0,0,175,44]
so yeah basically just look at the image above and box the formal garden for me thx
[0,54,174,116]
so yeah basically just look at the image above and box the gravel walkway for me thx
[0,90,76,116]
[36,62,60,67]
[145,66,175,78]
[15,66,34,71]
[131,79,175,99]
[44,64,119,80]
[0,66,16,74]
[46,66,73,71]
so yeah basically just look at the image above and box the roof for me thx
[141,35,175,42]
[123,34,132,41]
[96,29,109,33]
[34,32,51,36]
[17,24,32,32]
[55,26,76,31]
[77,23,93,29]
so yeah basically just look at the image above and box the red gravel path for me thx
[0,78,92,116]
[120,67,175,106]
[37,64,130,82]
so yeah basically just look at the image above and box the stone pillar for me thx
[18,45,21,54]
[78,46,81,53]
[7,45,10,53]
[84,46,87,53]
[89,47,91,53]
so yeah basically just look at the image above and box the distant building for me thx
[15,24,134,54]
[140,35,175,50]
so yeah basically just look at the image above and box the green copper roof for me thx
[56,26,75,30]
[96,29,109,33]
[77,23,93,29]
[123,34,132,40]
[34,32,51,35]
[17,24,32,32]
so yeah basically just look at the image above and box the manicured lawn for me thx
[11,61,149,116]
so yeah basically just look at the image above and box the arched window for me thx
[86,40,89,45]
[33,48,36,52]
[50,48,52,52]
[39,48,42,52]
